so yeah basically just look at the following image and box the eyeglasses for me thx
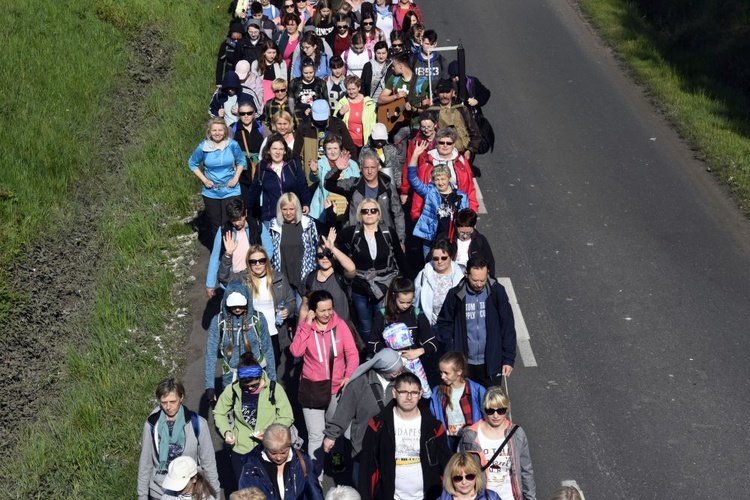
[360,207,380,215]
[438,140,454,146]
[316,250,334,260]
[248,258,268,266]
[395,389,421,398]
[238,111,255,116]
[452,474,477,483]
[432,255,449,262]
[274,88,288,93]
[484,407,508,416]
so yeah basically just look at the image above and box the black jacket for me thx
[359,401,452,500]
[437,228,496,278]
[292,117,357,164]
[436,277,517,377]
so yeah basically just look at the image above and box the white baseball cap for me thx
[162,456,198,492]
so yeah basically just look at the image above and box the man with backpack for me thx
[427,78,482,163]
[436,257,517,388]
[324,150,406,246]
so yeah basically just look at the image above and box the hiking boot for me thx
[330,452,346,474]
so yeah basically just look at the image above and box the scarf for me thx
[156,406,186,472]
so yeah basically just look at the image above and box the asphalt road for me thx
[181,0,750,498]
[427,0,750,498]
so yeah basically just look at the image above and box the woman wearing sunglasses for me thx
[299,228,356,321]
[243,245,296,376]
[336,198,406,346]
[332,13,353,56]
[359,11,385,52]
[458,387,537,500]
[439,452,500,500]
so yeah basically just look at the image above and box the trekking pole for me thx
[503,375,512,422]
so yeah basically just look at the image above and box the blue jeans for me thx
[351,292,379,344]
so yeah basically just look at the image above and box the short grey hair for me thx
[358,149,380,169]
[325,485,361,500]
[276,192,302,223]
[431,164,451,180]
[434,127,457,143]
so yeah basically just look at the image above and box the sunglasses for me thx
[248,258,268,266]
[484,407,508,416]
[337,25,349,30]
[391,42,404,47]
[438,140,454,146]
[432,255,449,262]
[316,250,334,259]
[284,3,295,7]
[452,474,477,483]
[362,21,373,25]
[274,88,288,93]
[360,207,380,215]
[238,111,255,116]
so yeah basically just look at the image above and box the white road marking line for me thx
[561,480,586,500]
[497,277,538,367]
[474,178,487,214]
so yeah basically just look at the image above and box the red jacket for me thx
[403,149,478,221]
[290,312,359,394]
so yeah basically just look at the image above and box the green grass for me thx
[0,0,230,496]
[579,0,750,213]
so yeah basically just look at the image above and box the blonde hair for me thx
[230,487,268,500]
[245,245,274,297]
[272,110,295,132]
[205,117,229,142]
[272,78,288,91]
[442,452,485,496]
[355,198,381,223]
[483,386,510,412]
[276,192,302,223]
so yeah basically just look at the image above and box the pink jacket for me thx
[290,312,359,394]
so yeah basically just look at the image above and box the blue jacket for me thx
[205,282,276,388]
[206,220,273,289]
[269,215,318,287]
[408,166,468,241]
[429,379,486,432]
[239,446,324,500]
[292,52,331,80]
[246,159,312,221]
[436,278,517,379]
[437,490,501,500]
[188,139,247,199]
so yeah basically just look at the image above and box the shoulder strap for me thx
[481,424,519,471]
[269,380,277,405]
[305,271,316,293]
[295,448,308,477]
[370,383,385,410]
[190,411,201,439]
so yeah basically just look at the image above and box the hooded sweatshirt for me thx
[289,311,359,394]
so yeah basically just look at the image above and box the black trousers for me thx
[468,363,503,389]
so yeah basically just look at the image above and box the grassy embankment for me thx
[578,0,750,213]
[0,0,226,495]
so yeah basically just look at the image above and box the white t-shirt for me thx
[253,276,278,336]
[445,383,466,436]
[393,411,423,500]
[455,238,471,267]
[478,426,513,500]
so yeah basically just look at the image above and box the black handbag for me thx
[297,329,336,409]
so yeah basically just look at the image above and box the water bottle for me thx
[275,300,286,326]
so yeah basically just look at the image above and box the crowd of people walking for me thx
[137,1,584,499]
